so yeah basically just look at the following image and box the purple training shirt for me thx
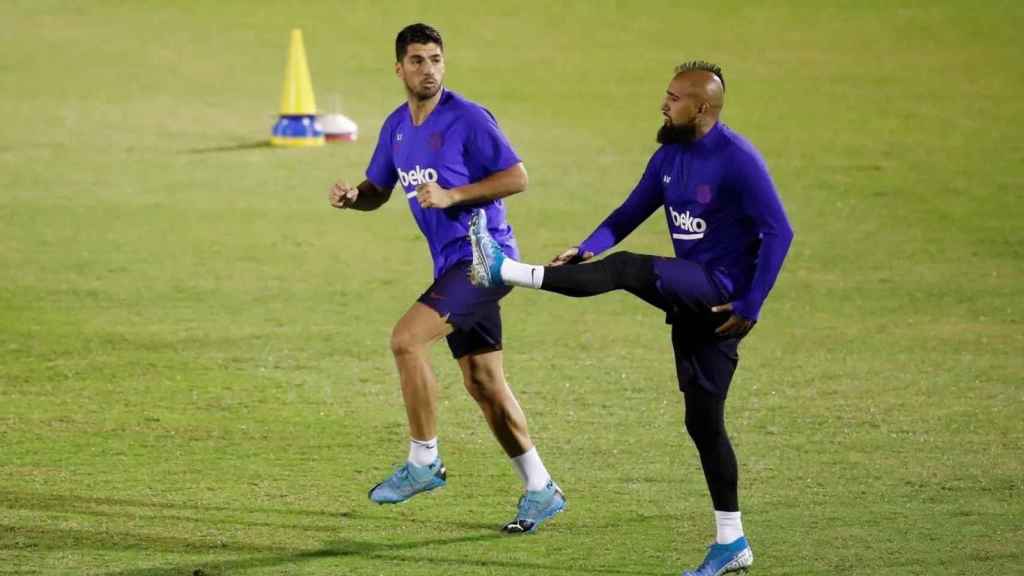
[578,123,794,321]
[366,89,521,278]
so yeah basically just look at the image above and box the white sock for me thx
[512,447,551,491]
[500,259,544,289]
[715,510,744,544]
[408,437,438,467]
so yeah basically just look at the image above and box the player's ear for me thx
[394,61,402,76]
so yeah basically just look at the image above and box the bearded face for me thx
[657,119,699,144]
[397,43,445,102]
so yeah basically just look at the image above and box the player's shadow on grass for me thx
[0,490,498,532]
[4,521,653,576]
[0,489,339,518]
[92,534,656,576]
[3,490,659,576]
[3,525,658,576]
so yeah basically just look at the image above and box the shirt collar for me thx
[686,121,723,152]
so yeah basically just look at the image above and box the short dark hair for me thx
[675,60,725,91]
[396,23,444,62]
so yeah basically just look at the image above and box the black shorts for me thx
[417,261,513,359]
[653,257,742,398]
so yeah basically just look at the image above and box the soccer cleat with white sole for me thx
[368,458,447,504]
[468,209,506,288]
[502,480,566,534]
[682,536,754,576]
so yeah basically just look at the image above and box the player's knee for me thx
[603,251,638,268]
[463,378,497,405]
[462,377,488,403]
[389,328,424,357]
[684,413,703,443]
[684,413,723,447]
[605,251,653,290]
[462,365,504,402]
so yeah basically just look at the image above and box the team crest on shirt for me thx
[429,132,444,151]
[696,184,713,204]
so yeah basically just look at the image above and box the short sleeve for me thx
[365,118,398,191]
[466,106,521,176]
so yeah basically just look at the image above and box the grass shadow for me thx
[182,141,274,154]
[2,490,661,576]
[0,489,519,535]
[92,533,658,576]
[0,490,337,519]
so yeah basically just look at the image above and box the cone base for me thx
[270,136,326,147]
[271,115,324,148]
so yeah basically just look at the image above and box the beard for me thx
[657,121,698,145]
[408,80,442,102]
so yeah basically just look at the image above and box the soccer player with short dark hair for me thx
[328,23,564,533]
[470,61,793,573]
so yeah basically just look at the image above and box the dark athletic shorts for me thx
[417,261,513,359]
[652,257,743,399]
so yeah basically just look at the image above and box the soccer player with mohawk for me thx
[470,61,794,574]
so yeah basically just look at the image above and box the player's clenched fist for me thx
[416,182,454,209]
[329,181,359,209]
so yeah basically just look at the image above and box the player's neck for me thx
[407,88,444,126]
[695,118,719,140]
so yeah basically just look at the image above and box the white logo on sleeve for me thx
[669,206,707,240]
[398,165,438,195]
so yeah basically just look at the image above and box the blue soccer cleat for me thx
[682,536,754,576]
[368,459,447,504]
[502,480,566,534]
[469,209,506,288]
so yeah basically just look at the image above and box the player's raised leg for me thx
[470,209,668,309]
[368,302,452,504]
[458,349,565,533]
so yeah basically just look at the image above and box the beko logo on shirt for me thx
[670,207,707,240]
[398,165,438,188]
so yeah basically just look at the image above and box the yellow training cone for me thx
[271,29,324,147]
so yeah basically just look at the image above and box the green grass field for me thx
[2,1,1022,574]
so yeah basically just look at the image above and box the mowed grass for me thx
[1,1,1022,574]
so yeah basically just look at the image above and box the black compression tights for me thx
[542,251,740,511]
[540,251,669,310]
[684,387,739,511]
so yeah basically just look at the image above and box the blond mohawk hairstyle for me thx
[675,60,725,92]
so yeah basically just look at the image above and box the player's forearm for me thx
[734,223,794,320]
[351,180,392,211]
[448,163,528,205]
[578,211,633,256]
[578,186,661,256]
